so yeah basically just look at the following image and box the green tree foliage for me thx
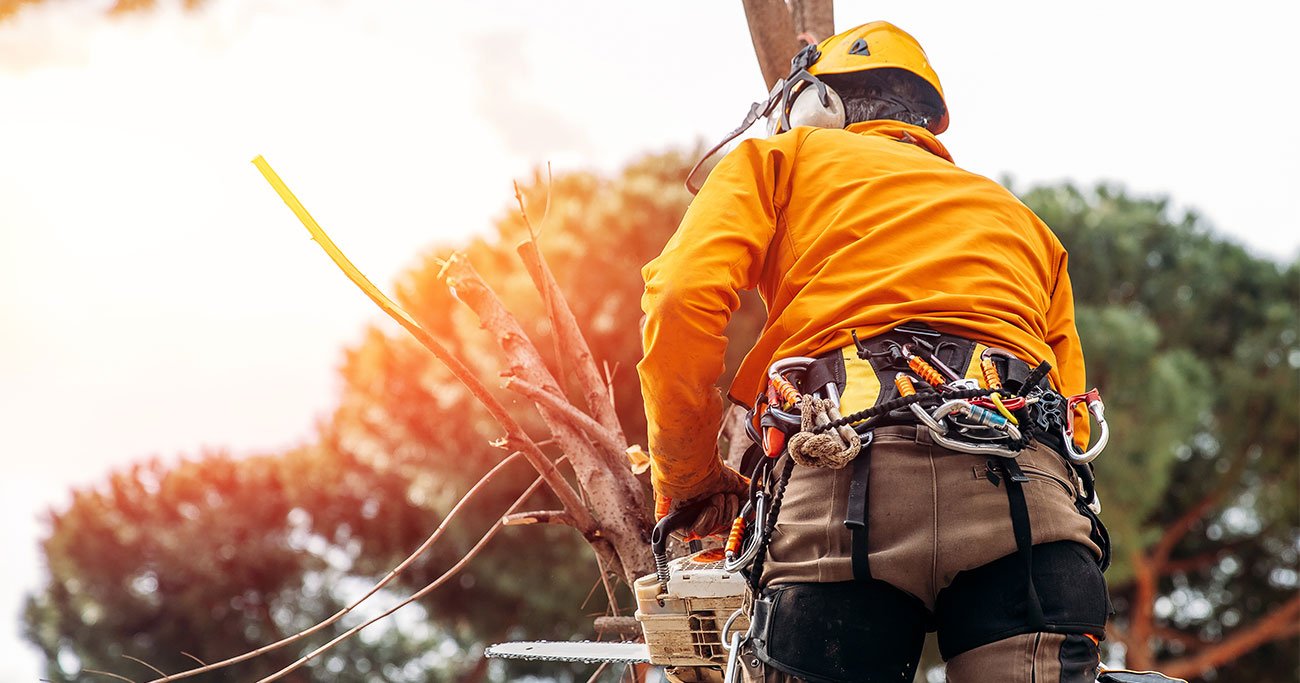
[1022,184,1299,678]
[24,159,1296,683]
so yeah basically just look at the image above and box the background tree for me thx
[25,157,1298,682]
[1025,184,1299,679]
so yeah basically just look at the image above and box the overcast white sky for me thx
[1,0,1297,679]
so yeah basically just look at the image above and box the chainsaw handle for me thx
[650,498,713,556]
[650,498,713,594]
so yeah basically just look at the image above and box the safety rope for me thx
[787,395,860,468]
[812,386,997,433]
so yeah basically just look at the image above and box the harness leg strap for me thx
[844,434,874,581]
[996,458,1046,631]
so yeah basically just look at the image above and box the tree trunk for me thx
[740,0,836,90]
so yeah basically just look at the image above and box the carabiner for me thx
[1061,388,1109,464]
[721,608,748,683]
[723,491,767,572]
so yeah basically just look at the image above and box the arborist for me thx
[638,21,1112,683]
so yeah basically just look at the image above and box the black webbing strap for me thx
[844,432,874,580]
[803,353,846,399]
[996,458,1046,631]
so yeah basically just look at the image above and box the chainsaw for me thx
[487,500,751,683]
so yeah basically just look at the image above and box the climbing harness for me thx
[715,324,1114,683]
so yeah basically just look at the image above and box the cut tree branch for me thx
[506,377,626,457]
[502,510,577,528]
[252,157,595,536]
[442,254,652,583]
[516,233,625,443]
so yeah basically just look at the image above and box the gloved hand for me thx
[654,464,750,540]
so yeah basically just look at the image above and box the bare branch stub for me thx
[442,254,653,584]
[516,240,627,445]
[506,377,626,457]
[502,510,577,528]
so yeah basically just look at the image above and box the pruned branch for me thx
[512,173,625,444]
[253,157,596,536]
[442,254,652,583]
[506,377,625,456]
[502,509,577,528]
[516,239,626,443]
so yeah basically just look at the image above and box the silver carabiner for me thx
[723,491,767,572]
[721,608,747,683]
[1061,389,1109,464]
[768,356,818,384]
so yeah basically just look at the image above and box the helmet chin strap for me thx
[684,43,839,194]
[684,81,785,195]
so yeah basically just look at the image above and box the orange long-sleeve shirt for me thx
[638,120,1088,501]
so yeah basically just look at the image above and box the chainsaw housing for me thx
[634,548,749,680]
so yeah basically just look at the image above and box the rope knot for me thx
[787,395,861,469]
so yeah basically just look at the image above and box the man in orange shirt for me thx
[639,22,1111,683]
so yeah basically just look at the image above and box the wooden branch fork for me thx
[255,155,653,589]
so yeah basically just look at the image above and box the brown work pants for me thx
[742,425,1105,682]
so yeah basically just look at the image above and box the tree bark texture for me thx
[442,255,654,586]
[741,0,835,89]
[517,240,627,444]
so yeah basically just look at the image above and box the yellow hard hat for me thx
[806,21,948,134]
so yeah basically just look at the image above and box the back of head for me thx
[806,21,948,134]
[821,69,944,131]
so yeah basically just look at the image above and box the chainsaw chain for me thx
[484,640,649,664]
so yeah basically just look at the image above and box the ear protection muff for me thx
[772,43,844,133]
[784,80,845,130]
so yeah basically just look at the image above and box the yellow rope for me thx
[251,155,425,334]
[989,392,1019,425]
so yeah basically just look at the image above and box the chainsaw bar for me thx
[485,640,651,664]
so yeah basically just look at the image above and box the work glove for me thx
[654,464,749,540]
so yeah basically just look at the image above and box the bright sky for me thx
[1,1,1296,679]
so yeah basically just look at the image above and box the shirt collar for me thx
[845,120,953,163]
